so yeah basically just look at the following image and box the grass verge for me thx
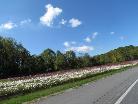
[0,66,136,104]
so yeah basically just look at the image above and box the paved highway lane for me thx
[33,67,138,104]
[120,79,138,104]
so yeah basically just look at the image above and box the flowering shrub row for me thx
[0,61,138,97]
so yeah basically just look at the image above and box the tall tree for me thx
[54,51,66,70]
[81,53,91,67]
[41,48,56,71]
[64,51,77,69]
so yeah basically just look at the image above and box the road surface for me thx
[33,67,138,104]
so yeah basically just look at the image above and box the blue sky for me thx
[0,0,138,56]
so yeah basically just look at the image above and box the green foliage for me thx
[93,45,138,65]
[80,53,91,67]
[0,36,138,78]
[41,48,56,71]
[54,51,66,70]
[0,37,32,77]
[64,51,77,69]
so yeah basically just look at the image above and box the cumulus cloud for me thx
[20,19,31,25]
[110,32,115,35]
[64,41,94,52]
[68,45,94,52]
[69,18,82,28]
[40,4,62,27]
[0,21,17,30]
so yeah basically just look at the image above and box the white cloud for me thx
[20,19,31,25]
[68,45,94,52]
[60,19,67,25]
[40,4,62,27]
[84,37,91,43]
[69,18,82,28]
[64,41,94,52]
[92,32,98,39]
[63,41,70,47]
[84,32,98,43]
[110,32,115,35]
[63,41,76,47]
[0,21,17,30]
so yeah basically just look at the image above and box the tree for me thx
[64,51,77,69]
[54,51,66,70]
[29,55,45,73]
[0,35,138,78]
[41,48,56,71]
[81,53,91,67]
[0,37,31,77]
[0,37,18,76]
[16,44,32,75]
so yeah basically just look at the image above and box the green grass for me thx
[0,66,135,104]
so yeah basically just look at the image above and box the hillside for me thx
[93,45,138,65]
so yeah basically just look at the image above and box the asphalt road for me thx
[120,79,138,104]
[33,67,138,104]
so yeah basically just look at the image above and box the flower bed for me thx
[0,61,138,98]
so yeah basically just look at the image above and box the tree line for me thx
[0,36,138,78]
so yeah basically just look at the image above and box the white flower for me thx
[0,62,137,96]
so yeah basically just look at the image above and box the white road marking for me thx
[114,78,138,104]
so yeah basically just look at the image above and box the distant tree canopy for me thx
[0,36,138,78]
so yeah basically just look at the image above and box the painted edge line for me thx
[114,78,138,104]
